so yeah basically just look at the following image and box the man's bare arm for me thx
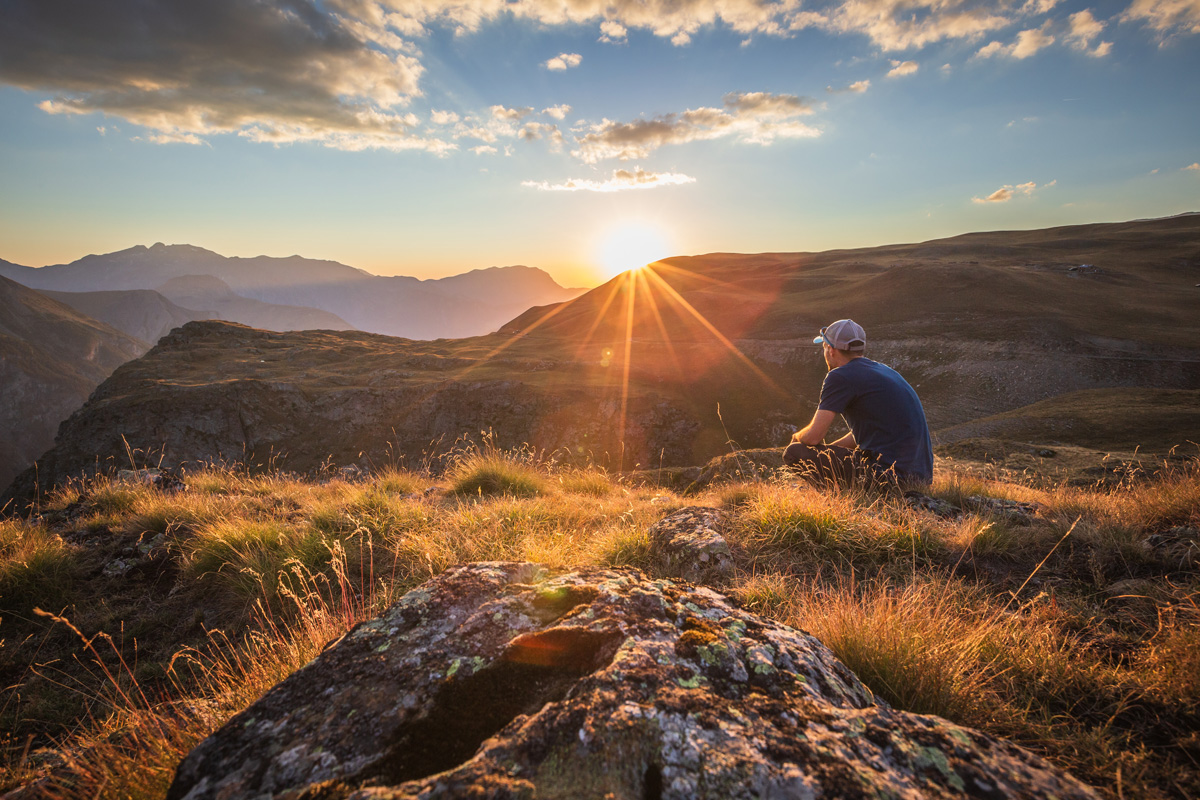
[827,430,856,448]
[791,409,837,446]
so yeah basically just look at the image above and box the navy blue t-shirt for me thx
[817,357,933,483]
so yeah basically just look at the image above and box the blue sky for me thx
[1,0,1197,287]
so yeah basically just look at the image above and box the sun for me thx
[596,222,673,279]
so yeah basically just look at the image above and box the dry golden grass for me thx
[2,451,1198,800]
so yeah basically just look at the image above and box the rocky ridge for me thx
[168,562,1098,800]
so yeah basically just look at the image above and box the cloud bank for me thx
[0,0,450,152]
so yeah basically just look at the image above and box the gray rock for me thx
[169,562,1099,800]
[964,496,1042,525]
[648,506,734,578]
[905,491,963,519]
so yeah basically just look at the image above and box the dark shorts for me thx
[782,442,922,490]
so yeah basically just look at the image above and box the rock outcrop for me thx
[169,562,1098,800]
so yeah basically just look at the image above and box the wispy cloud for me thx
[827,80,871,94]
[1185,163,1200,172]
[975,24,1056,59]
[887,60,919,77]
[1121,0,1200,39]
[573,91,819,163]
[599,20,628,42]
[972,179,1055,203]
[523,167,697,192]
[1066,10,1113,56]
[544,52,583,70]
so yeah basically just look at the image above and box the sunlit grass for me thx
[3,452,1198,800]
[0,518,79,612]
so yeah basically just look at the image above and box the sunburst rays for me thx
[445,260,785,469]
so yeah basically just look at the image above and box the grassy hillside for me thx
[1,445,1197,799]
[937,388,1200,451]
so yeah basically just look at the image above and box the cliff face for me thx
[3,321,700,503]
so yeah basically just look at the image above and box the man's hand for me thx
[794,409,837,446]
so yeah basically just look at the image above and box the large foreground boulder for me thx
[168,563,1097,800]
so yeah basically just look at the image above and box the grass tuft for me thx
[447,453,548,498]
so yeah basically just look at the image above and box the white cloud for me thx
[1121,0,1200,38]
[1020,0,1061,14]
[887,59,919,77]
[430,110,460,125]
[599,20,628,42]
[1066,10,1113,56]
[572,91,819,163]
[1185,163,1200,171]
[817,0,1015,51]
[519,122,565,151]
[523,167,696,192]
[544,52,583,70]
[971,179,1052,203]
[144,131,207,146]
[471,144,498,155]
[491,105,534,121]
[542,104,572,120]
[974,24,1056,59]
[828,79,871,93]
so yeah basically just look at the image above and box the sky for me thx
[1,0,1198,288]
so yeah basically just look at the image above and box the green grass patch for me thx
[0,519,80,612]
[447,454,548,498]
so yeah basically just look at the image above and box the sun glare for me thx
[596,222,673,280]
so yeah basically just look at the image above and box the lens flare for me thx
[596,222,672,279]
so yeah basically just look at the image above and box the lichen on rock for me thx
[168,562,1099,800]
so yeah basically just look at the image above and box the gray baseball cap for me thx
[813,319,866,351]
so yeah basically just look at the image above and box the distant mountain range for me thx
[0,244,586,340]
[5,213,1198,504]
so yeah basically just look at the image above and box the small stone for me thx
[965,495,1042,525]
[647,506,734,578]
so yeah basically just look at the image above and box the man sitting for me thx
[784,319,933,488]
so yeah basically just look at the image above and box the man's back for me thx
[818,357,933,483]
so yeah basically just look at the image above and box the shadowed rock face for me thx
[168,563,1098,800]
